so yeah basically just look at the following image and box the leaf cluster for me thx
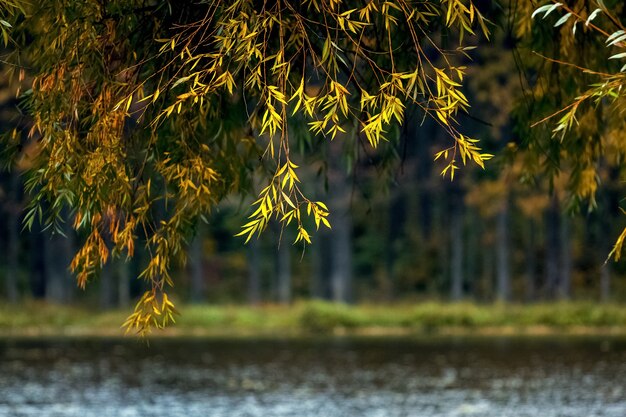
[524,0,626,259]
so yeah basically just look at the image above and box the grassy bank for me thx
[0,301,625,337]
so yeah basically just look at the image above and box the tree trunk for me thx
[385,190,405,300]
[495,199,511,302]
[524,218,537,302]
[99,263,115,309]
[450,202,463,301]
[327,137,352,304]
[558,214,572,300]
[308,234,323,299]
[545,195,560,299]
[464,209,480,299]
[5,172,20,302]
[329,207,352,303]
[435,190,450,297]
[274,226,291,304]
[415,120,434,240]
[29,225,47,298]
[599,203,612,302]
[45,217,74,304]
[480,233,494,300]
[117,259,131,307]
[247,238,261,305]
[447,178,464,301]
[189,229,205,303]
[599,167,620,302]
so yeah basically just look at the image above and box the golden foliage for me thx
[6,0,490,335]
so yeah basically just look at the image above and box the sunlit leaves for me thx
[235,160,330,245]
[155,0,490,197]
[123,291,179,336]
[7,0,490,335]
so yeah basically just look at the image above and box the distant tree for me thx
[0,0,491,334]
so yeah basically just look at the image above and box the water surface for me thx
[0,336,624,416]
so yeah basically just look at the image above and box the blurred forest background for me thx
[0,1,625,310]
[2,81,624,309]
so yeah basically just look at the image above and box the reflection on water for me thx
[0,337,624,416]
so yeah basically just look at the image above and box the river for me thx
[0,336,624,416]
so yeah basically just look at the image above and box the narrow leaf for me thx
[542,3,562,19]
[531,4,552,19]
[609,52,626,60]
[586,8,602,26]
[608,33,626,46]
[554,12,571,27]
[606,30,625,44]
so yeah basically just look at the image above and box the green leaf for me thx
[172,75,191,88]
[543,3,563,19]
[553,13,571,28]
[531,3,562,20]
[586,8,602,26]
[608,52,626,60]
[608,33,626,47]
[532,4,554,19]
[606,30,625,44]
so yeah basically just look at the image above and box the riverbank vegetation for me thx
[1,301,624,337]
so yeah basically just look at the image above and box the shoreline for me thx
[1,301,624,339]
[1,325,625,339]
